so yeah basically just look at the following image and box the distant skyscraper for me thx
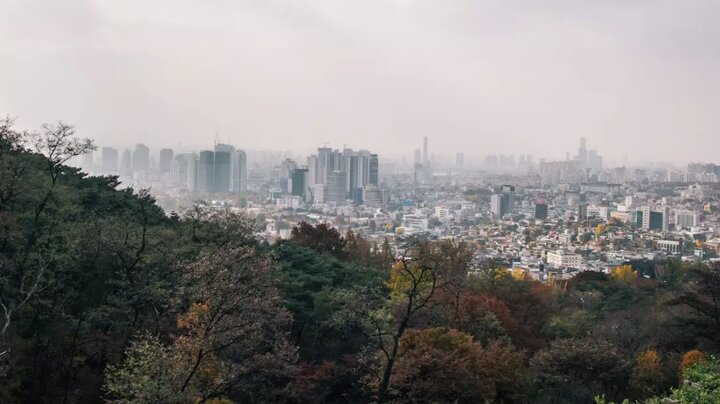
[534,200,548,220]
[81,151,93,169]
[132,144,150,172]
[121,149,132,174]
[101,147,118,174]
[233,150,247,193]
[423,136,429,165]
[491,185,515,219]
[175,153,198,191]
[369,153,379,186]
[291,168,309,201]
[675,209,699,230]
[362,185,386,208]
[213,151,231,193]
[414,149,422,165]
[456,153,464,167]
[307,155,318,187]
[159,148,174,175]
[198,150,214,193]
[577,137,587,168]
[326,171,347,202]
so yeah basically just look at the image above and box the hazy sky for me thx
[2,0,719,164]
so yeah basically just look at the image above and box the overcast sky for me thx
[1,0,719,164]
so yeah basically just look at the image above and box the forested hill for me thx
[3,118,720,403]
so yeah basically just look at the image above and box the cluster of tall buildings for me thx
[539,138,605,186]
[194,144,247,193]
[539,160,586,186]
[288,146,380,205]
[89,143,248,194]
[575,137,603,171]
[491,185,515,219]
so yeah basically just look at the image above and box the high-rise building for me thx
[197,150,214,193]
[306,146,378,204]
[369,153,379,186]
[534,201,548,220]
[291,168,309,201]
[307,155,318,187]
[363,185,386,208]
[491,185,515,219]
[159,148,174,175]
[414,149,422,165]
[423,136,429,165]
[81,151,93,169]
[233,150,247,193]
[132,144,150,172]
[121,149,132,175]
[313,183,325,203]
[213,151,231,193]
[675,209,699,230]
[456,153,464,167]
[576,137,587,168]
[101,147,118,174]
[326,171,347,202]
[175,153,198,191]
[539,161,584,186]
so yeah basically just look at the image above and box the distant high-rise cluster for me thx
[539,160,585,186]
[195,144,247,194]
[414,137,432,184]
[89,142,247,194]
[303,146,380,204]
[575,137,603,171]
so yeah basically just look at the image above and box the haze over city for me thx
[2,0,720,164]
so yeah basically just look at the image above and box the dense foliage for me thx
[3,118,720,403]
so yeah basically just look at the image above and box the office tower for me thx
[307,155,318,187]
[316,147,333,185]
[423,136,429,165]
[101,147,119,174]
[490,194,503,219]
[369,153,379,186]
[491,185,515,219]
[456,153,464,167]
[175,153,198,191]
[640,206,651,229]
[291,168,308,199]
[539,161,584,186]
[81,151,93,169]
[326,171,347,202]
[649,210,664,231]
[175,154,187,186]
[414,149,422,165]
[233,150,247,193]
[363,185,386,208]
[211,144,234,193]
[576,137,587,168]
[198,150,214,193]
[578,203,588,221]
[676,209,699,230]
[313,184,325,203]
[280,158,297,179]
[534,200,549,220]
[121,149,132,174]
[213,151,231,193]
[132,144,150,172]
[159,148,174,175]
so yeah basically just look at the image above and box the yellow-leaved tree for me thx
[629,348,665,398]
[611,264,637,283]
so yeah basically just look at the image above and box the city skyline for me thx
[3,1,720,164]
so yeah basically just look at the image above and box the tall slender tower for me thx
[423,136,428,165]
